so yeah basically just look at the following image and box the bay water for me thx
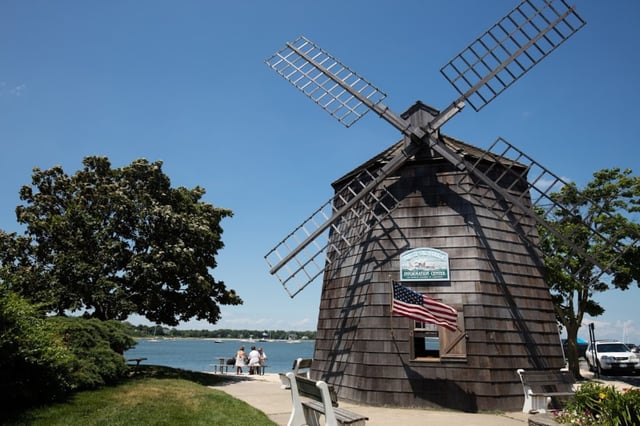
[124,338,314,374]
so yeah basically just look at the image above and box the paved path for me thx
[214,368,638,426]
[214,373,530,426]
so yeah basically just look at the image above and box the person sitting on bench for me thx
[248,346,261,375]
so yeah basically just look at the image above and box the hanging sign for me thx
[400,248,450,281]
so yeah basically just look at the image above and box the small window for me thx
[412,322,440,358]
[410,309,467,362]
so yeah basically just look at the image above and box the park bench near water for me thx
[517,368,575,413]
[279,357,312,389]
[210,357,268,375]
[210,357,231,374]
[284,371,368,426]
[126,357,147,367]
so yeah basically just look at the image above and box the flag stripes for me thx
[392,281,458,331]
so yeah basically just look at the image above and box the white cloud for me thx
[579,318,639,343]
[0,82,26,97]
[9,83,26,96]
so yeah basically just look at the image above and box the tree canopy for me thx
[539,168,640,378]
[0,156,241,326]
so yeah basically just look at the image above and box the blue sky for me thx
[1,1,638,342]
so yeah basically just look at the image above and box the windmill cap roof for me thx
[333,100,514,187]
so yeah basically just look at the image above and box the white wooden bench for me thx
[285,372,368,426]
[279,358,313,389]
[516,368,575,413]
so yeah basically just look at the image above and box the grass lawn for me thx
[4,365,277,426]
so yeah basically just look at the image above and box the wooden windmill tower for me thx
[264,0,633,412]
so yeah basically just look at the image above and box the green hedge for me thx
[50,316,136,389]
[1,289,137,410]
[0,290,74,407]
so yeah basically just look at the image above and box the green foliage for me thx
[4,156,241,326]
[555,382,640,425]
[5,366,275,426]
[538,168,640,377]
[0,289,74,407]
[50,316,136,389]
[1,287,139,410]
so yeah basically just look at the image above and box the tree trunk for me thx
[565,324,583,379]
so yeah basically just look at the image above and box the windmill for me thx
[264,0,636,412]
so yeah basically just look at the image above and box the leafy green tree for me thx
[4,156,241,326]
[539,168,640,378]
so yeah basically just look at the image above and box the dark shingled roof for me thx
[332,100,525,188]
[332,131,512,188]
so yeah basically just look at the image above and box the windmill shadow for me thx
[390,335,479,412]
[320,212,411,384]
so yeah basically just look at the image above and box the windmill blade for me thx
[263,123,482,297]
[440,0,585,111]
[264,39,468,296]
[265,167,403,297]
[456,137,640,286]
[264,35,458,137]
[265,36,387,128]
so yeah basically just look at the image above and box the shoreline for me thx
[134,336,314,343]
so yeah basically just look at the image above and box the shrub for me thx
[0,290,74,407]
[1,288,138,411]
[50,316,137,389]
[555,381,640,425]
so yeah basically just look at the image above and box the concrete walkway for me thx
[214,368,639,426]
[214,373,531,426]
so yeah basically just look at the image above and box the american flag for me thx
[392,281,458,331]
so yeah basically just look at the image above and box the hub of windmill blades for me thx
[264,0,590,298]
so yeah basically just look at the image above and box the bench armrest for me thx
[286,372,307,426]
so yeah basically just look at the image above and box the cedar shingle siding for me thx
[311,106,563,412]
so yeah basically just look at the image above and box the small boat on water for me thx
[287,333,301,343]
[148,325,161,342]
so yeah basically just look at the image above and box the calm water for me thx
[124,338,314,374]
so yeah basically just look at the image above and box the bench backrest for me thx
[294,375,338,407]
[292,357,313,378]
[518,369,575,393]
